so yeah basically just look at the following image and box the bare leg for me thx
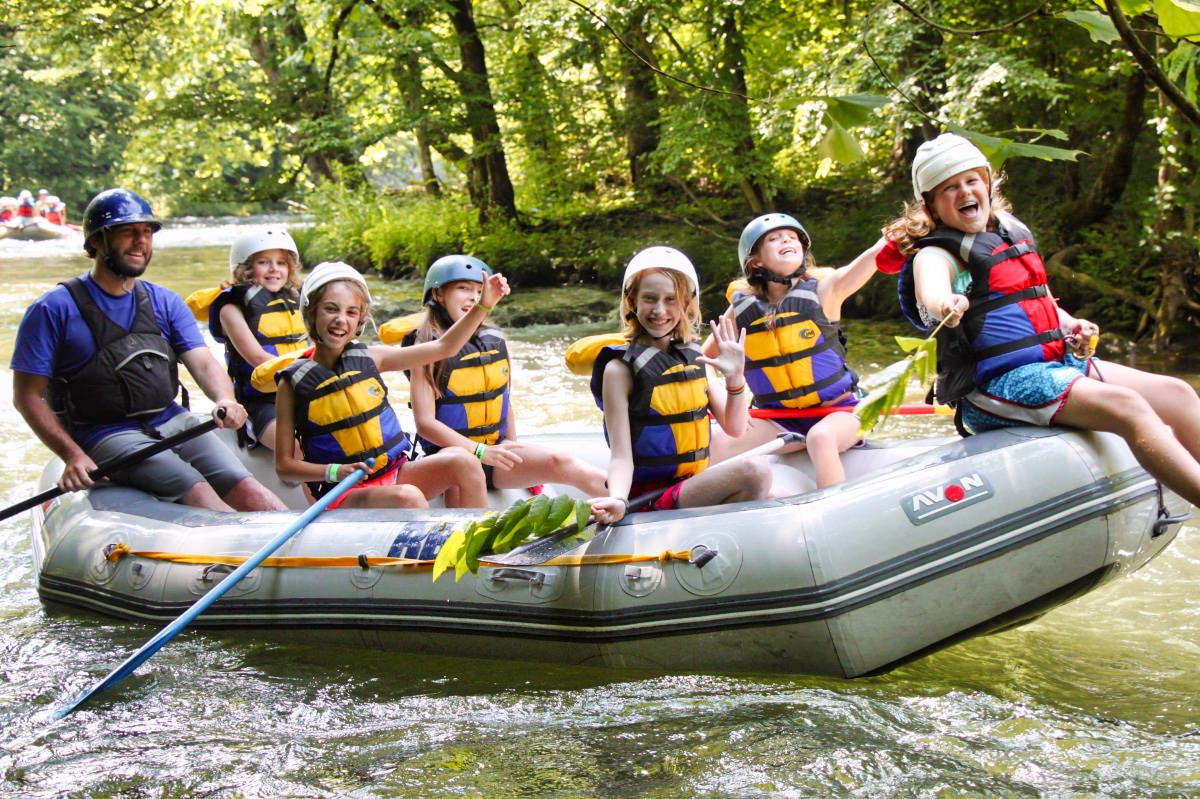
[677,457,773,509]
[1055,377,1200,507]
[179,481,235,511]
[1090,360,1200,461]
[490,442,608,496]
[804,412,862,488]
[401,449,488,508]
[340,483,428,509]
[222,476,288,511]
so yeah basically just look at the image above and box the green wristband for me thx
[474,443,486,460]
[326,462,339,483]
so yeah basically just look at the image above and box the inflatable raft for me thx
[30,425,1189,677]
[1,219,78,241]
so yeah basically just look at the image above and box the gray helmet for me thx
[423,255,493,303]
[737,213,811,268]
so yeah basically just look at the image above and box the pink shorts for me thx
[324,456,407,509]
[631,480,685,512]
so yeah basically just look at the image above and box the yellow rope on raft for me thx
[103,542,693,570]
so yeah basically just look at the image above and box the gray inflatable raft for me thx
[30,425,1189,677]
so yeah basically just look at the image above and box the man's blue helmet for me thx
[83,189,161,254]
[737,213,811,269]
[423,255,493,302]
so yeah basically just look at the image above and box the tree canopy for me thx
[6,0,1200,342]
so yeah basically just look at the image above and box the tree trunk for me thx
[720,9,768,214]
[242,1,352,186]
[400,9,440,196]
[1059,71,1146,238]
[620,10,660,193]
[1144,40,1200,346]
[446,0,518,223]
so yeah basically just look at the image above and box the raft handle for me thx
[487,568,552,588]
[690,547,719,569]
[1152,510,1191,538]
[201,563,235,583]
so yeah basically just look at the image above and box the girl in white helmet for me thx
[274,261,510,509]
[884,132,1200,507]
[703,214,894,489]
[406,254,608,500]
[589,246,771,525]
[209,227,309,450]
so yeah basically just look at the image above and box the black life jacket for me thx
[209,284,308,403]
[590,340,711,486]
[50,277,180,427]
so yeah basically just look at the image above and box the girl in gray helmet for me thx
[406,254,608,500]
[705,215,892,489]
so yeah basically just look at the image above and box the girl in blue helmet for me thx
[208,227,309,450]
[406,254,608,500]
[705,214,894,489]
[884,132,1200,508]
[273,261,510,509]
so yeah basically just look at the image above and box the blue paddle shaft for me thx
[52,462,371,720]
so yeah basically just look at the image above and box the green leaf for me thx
[945,124,1087,171]
[822,94,889,129]
[1155,0,1200,41]
[432,528,466,583]
[1059,10,1120,43]
[819,117,865,165]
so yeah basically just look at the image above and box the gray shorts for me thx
[87,413,252,501]
[244,399,278,447]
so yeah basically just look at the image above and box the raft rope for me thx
[103,542,693,570]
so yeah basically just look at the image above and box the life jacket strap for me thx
[751,369,848,405]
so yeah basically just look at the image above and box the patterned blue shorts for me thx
[962,354,1098,433]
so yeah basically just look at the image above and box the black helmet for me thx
[83,188,161,255]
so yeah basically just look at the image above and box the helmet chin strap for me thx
[752,265,805,286]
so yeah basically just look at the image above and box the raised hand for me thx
[696,316,747,382]
[481,272,511,309]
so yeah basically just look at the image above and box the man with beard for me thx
[11,188,286,511]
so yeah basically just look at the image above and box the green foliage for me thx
[432,494,591,581]
[855,332,938,437]
[363,196,479,277]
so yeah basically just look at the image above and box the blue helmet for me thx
[83,188,161,254]
[737,213,810,269]
[423,254,493,302]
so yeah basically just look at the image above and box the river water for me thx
[0,225,1196,798]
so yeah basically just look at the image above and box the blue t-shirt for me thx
[11,273,206,449]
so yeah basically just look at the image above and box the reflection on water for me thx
[0,231,1196,797]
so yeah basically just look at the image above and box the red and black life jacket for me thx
[897,213,1065,404]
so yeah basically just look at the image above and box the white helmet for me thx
[911,133,991,200]
[300,261,371,311]
[229,226,300,271]
[623,246,699,296]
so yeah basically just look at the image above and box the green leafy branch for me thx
[854,319,947,437]
[432,493,592,582]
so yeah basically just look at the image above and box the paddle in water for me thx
[51,460,372,720]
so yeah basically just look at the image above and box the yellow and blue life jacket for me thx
[591,341,710,486]
[430,329,510,450]
[731,279,857,409]
[210,284,308,402]
[278,342,412,499]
